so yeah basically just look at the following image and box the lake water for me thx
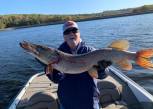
[1,13,153,109]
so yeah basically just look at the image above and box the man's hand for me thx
[97,60,112,70]
[89,60,112,78]
[45,64,53,75]
[93,60,112,70]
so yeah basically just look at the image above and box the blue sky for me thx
[1,0,153,15]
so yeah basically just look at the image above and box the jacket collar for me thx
[61,40,85,54]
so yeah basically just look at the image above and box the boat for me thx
[8,66,153,109]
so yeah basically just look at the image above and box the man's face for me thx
[63,27,81,49]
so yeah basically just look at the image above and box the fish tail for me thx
[136,49,153,69]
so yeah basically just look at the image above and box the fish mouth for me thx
[20,41,39,55]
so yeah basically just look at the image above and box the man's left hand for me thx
[88,60,112,78]
[93,60,112,70]
[97,60,112,70]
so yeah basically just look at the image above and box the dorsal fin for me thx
[108,39,129,51]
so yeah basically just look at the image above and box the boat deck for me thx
[10,68,153,109]
[16,72,130,109]
[17,74,58,109]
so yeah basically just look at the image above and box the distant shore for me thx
[0,9,153,31]
[0,21,64,31]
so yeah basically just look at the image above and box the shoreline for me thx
[1,11,153,31]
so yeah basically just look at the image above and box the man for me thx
[45,21,111,109]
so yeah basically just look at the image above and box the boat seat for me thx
[18,92,59,109]
[97,76,128,109]
[97,77,121,105]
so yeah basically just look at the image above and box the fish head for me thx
[20,41,60,65]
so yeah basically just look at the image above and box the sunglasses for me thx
[63,28,79,35]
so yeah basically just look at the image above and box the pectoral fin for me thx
[116,59,132,70]
[88,67,98,78]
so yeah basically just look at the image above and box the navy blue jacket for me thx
[46,41,106,109]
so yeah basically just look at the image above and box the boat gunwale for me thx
[8,72,44,109]
[109,66,153,102]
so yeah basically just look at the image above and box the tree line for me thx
[0,14,96,29]
[0,5,153,29]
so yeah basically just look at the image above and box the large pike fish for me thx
[20,40,153,74]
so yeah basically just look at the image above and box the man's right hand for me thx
[45,64,53,75]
